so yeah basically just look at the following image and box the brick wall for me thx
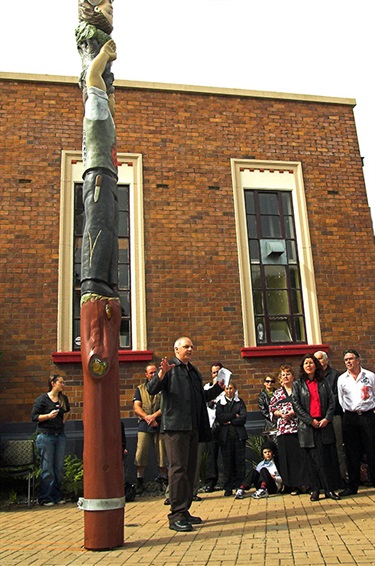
[1,76,374,424]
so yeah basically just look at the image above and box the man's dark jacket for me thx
[324,365,342,415]
[147,357,223,442]
[292,377,336,448]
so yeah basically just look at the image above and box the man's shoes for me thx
[41,501,55,507]
[192,495,203,502]
[325,491,341,500]
[252,488,268,499]
[186,514,203,525]
[204,485,215,493]
[224,490,232,497]
[136,477,144,495]
[235,488,245,499]
[56,499,66,505]
[339,487,357,497]
[164,498,170,505]
[310,491,320,501]
[169,520,193,532]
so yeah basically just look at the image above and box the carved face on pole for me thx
[78,0,114,34]
[92,0,114,27]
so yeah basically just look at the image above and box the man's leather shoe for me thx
[164,498,170,505]
[339,488,357,497]
[192,495,203,502]
[186,514,203,525]
[325,491,341,500]
[169,520,193,532]
[310,491,319,501]
[204,485,214,493]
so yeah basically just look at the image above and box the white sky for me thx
[2,0,374,229]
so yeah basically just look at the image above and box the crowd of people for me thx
[31,341,375,533]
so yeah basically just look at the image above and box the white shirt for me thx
[337,367,375,412]
[203,382,225,427]
[256,458,282,490]
[85,86,111,121]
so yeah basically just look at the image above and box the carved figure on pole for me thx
[76,0,124,551]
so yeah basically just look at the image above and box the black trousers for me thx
[303,428,341,492]
[163,429,199,524]
[241,467,278,494]
[205,439,220,488]
[81,169,119,293]
[343,410,375,492]
[221,435,246,491]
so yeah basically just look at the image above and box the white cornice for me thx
[0,71,356,106]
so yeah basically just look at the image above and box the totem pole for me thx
[75,0,124,550]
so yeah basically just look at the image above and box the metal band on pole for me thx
[78,497,125,511]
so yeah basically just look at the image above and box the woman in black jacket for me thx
[292,354,341,501]
[31,374,70,506]
[216,381,248,496]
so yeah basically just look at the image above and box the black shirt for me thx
[31,393,70,434]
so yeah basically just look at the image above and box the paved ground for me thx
[2,487,375,565]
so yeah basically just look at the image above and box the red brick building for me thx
[1,72,374,440]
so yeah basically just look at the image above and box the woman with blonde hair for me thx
[270,365,309,495]
[31,374,70,506]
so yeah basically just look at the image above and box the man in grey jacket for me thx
[148,336,224,532]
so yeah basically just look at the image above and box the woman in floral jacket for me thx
[270,365,309,494]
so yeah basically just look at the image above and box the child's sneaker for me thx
[251,488,268,499]
[235,488,245,499]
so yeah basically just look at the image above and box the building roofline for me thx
[0,71,356,106]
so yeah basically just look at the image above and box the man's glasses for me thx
[265,380,275,384]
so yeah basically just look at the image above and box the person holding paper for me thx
[204,362,225,493]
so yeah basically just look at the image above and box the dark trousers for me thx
[221,435,246,491]
[81,169,119,291]
[163,429,199,523]
[205,439,220,488]
[343,410,375,492]
[241,467,278,494]
[304,428,341,492]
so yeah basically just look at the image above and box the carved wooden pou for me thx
[76,0,124,550]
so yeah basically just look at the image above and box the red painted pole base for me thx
[84,508,124,550]
[81,296,124,550]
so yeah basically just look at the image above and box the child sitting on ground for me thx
[235,441,282,499]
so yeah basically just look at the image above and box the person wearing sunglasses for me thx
[258,376,277,432]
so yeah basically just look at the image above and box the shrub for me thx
[62,455,83,499]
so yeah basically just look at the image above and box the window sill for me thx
[51,350,154,364]
[241,344,329,358]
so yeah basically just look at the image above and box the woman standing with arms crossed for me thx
[216,381,248,497]
[31,374,70,506]
[292,354,341,501]
[270,365,309,495]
